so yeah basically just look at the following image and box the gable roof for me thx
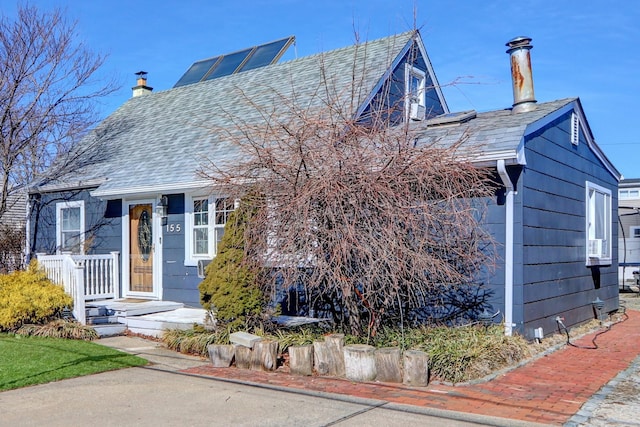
[33,31,446,198]
[413,97,621,180]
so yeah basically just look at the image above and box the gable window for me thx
[185,195,237,265]
[585,181,612,265]
[56,201,85,254]
[405,65,426,121]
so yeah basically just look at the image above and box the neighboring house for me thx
[0,189,27,272]
[27,31,620,339]
[618,178,640,287]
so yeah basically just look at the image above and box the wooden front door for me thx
[129,203,154,294]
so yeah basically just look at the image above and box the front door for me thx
[128,203,156,296]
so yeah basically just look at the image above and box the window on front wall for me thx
[185,195,236,265]
[586,182,612,264]
[56,200,85,254]
[631,226,640,238]
[192,199,209,255]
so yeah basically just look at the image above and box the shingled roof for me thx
[413,97,619,178]
[34,31,423,197]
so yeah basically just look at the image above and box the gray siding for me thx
[518,112,618,338]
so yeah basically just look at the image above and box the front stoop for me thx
[126,308,207,338]
[85,300,205,338]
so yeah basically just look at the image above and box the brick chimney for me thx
[132,71,153,97]
[506,37,536,113]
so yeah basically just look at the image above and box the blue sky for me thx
[4,1,639,178]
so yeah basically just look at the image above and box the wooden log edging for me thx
[374,347,402,383]
[289,344,313,376]
[251,340,279,371]
[344,344,376,381]
[207,344,235,368]
[403,349,429,386]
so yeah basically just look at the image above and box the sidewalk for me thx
[180,310,640,426]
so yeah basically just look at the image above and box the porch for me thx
[37,253,206,337]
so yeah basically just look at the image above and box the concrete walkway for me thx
[2,312,640,426]
[182,310,640,426]
[0,336,537,427]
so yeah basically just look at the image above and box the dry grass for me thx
[16,319,98,340]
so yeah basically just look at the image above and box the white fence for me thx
[37,252,120,324]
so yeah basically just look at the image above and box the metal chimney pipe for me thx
[506,36,536,113]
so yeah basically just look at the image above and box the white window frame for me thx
[631,226,640,239]
[184,194,236,266]
[585,181,612,265]
[55,200,85,254]
[405,65,426,107]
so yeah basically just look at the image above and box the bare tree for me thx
[201,37,497,337]
[0,5,117,218]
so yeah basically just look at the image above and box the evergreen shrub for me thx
[0,261,73,331]
[198,201,263,329]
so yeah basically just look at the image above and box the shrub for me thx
[199,201,264,330]
[17,319,98,340]
[416,325,531,383]
[0,261,73,331]
[162,325,231,356]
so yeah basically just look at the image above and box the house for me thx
[27,31,620,339]
[618,178,640,288]
[0,189,27,272]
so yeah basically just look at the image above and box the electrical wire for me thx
[556,301,629,350]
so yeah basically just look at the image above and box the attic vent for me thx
[571,112,580,145]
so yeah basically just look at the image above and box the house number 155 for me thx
[165,223,182,233]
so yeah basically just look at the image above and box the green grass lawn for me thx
[0,334,148,391]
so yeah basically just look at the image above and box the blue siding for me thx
[517,111,618,338]
[30,189,121,256]
[160,193,203,307]
[360,41,445,123]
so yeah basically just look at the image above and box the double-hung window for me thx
[185,195,236,265]
[586,181,612,265]
[56,201,85,254]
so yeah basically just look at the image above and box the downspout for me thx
[497,159,515,336]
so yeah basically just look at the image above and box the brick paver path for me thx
[183,310,640,425]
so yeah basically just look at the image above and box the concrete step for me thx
[125,308,207,338]
[92,323,127,337]
[86,315,122,325]
[87,300,184,317]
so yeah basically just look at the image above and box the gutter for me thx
[497,159,515,336]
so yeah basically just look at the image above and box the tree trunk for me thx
[403,349,429,386]
[250,340,279,371]
[374,347,402,383]
[289,344,313,376]
[344,344,376,382]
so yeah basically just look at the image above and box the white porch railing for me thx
[37,252,120,325]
